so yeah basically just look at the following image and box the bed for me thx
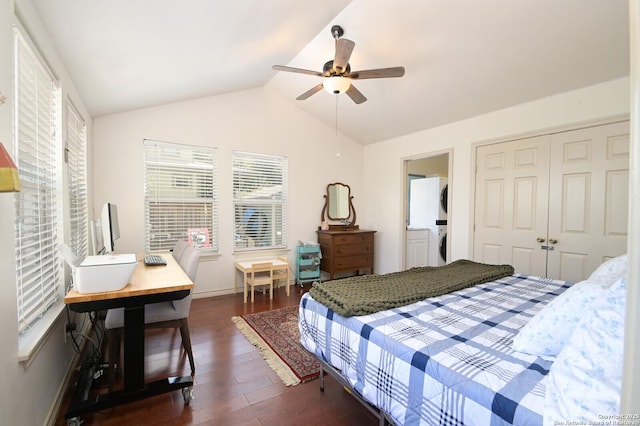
[298,257,628,426]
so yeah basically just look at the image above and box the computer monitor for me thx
[101,202,120,254]
[91,219,104,255]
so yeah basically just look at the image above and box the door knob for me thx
[548,238,558,244]
[536,237,546,243]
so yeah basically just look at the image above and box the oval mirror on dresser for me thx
[318,182,376,279]
[321,182,357,227]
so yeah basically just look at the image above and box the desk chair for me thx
[172,240,189,262]
[245,262,273,303]
[273,256,290,296]
[106,246,200,390]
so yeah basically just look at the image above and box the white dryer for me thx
[435,219,447,266]
[436,177,448,266]
[439,178,448,219]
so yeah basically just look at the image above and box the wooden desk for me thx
[234,258,290,302]
[64,254,194,420]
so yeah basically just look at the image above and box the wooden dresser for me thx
[317,229,376,280]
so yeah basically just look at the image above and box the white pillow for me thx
[543,276,626,425]
[588,254,628,284]
[512,279,606,360]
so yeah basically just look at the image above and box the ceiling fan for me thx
[272,25,405,104]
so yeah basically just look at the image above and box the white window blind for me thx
[144,140,218,253]
[66,102,88,258]
[14,27,63,335]
[233,151,288,251]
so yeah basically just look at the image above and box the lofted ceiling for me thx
[29,0,629,145]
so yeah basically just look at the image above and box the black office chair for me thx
[105,246,200,390]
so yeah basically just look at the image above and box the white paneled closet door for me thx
[474,135,551,277]
[546,121,629,282]
[473,121,629,281]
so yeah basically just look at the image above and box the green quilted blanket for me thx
[309,259,514,317]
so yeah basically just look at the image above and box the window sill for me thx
[199,251,221,261]
[17,301,65,368]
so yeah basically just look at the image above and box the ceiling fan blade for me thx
[296,83,324,100]
[345,84,367,104]
[347,66,405,79]
[333,38,355,73]
[272,65,323,77]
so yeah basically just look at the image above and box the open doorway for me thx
[404,151,451,269]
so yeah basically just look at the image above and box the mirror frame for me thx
[320,182,358,229]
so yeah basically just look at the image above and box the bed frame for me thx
[318,358,396,426]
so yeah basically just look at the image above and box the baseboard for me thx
[194,281,293,299]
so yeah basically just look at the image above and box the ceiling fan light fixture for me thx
[273,25,404,104]
[323,76,351,94]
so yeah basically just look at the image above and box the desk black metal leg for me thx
[65,303,194,420]
[123,305,145,391]
[65,376,194,419]
[64,289,194,421]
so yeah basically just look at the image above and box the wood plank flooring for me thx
[55,285,379,425]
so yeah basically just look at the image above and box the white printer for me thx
[61,245,137,294]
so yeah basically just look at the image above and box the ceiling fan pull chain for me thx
[335,95,341,159]
[335,94,339,137]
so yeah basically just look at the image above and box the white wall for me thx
[93,87,363,297]
[362,77,630,274]
[407,155,449,177]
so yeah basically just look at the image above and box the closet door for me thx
[473,135,550,276]
[546,121,629,282]
[473,121,629,281]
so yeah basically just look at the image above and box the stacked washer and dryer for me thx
[435,178,448,266]
[407,176,448,266]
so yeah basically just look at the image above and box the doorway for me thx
[404,151,451,270]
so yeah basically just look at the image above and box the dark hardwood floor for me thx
[55,285,379,425]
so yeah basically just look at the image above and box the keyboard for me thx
[144,254,167,266]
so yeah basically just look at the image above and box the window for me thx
[66,102,89,258]
[13,27,64,337]
[233,151,288,251]
[144,140,218,253]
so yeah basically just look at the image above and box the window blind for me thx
[67,101,88,258]
[232,151,288,251]
[14,27,63,335]
[144,140,218,253]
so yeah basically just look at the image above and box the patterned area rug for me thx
[231,305,320,386]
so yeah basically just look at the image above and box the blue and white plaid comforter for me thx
[299,274,572,426]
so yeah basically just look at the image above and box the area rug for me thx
[231,305,320,386]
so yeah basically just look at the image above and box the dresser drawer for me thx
[335,243,372,256]
[332,232,374,246]
[334,255,373,270]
